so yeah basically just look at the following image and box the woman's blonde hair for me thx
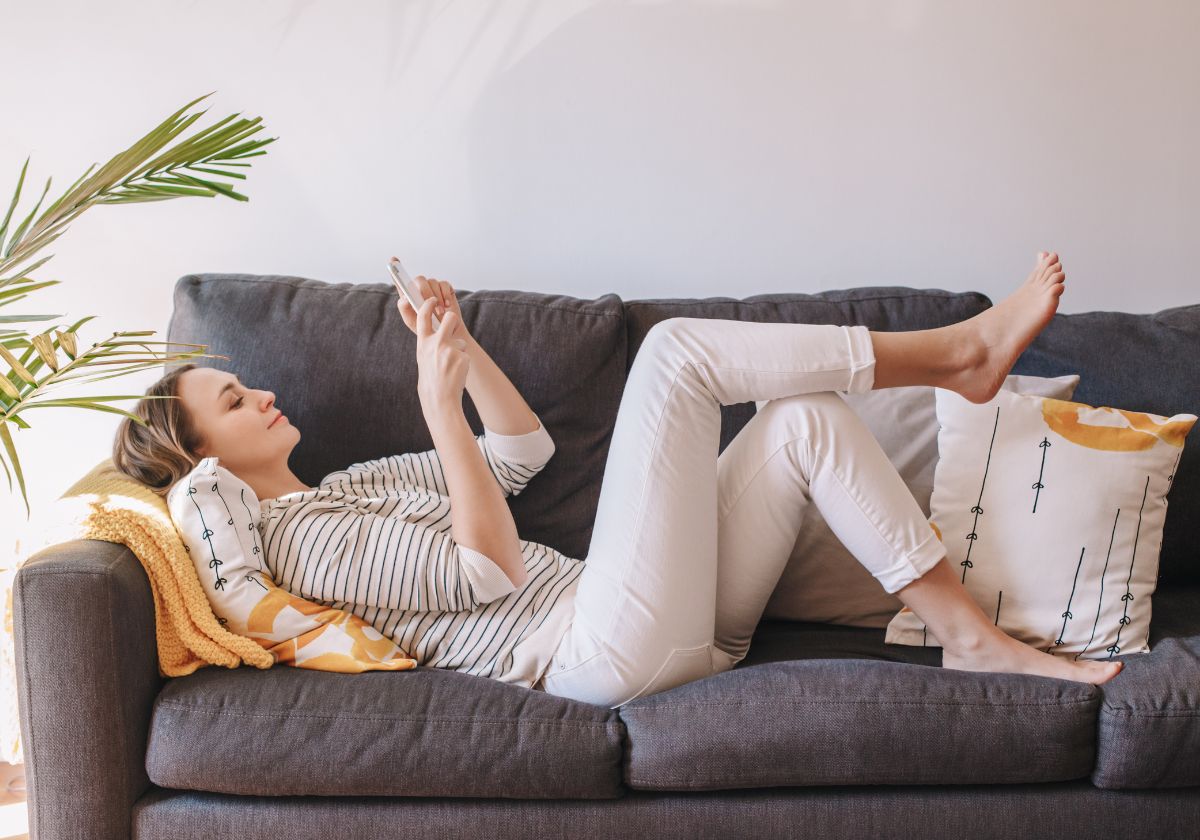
[111,362,207,500]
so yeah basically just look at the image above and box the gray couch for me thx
[15,273,1200,839]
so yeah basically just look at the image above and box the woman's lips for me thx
[269,412,286,428]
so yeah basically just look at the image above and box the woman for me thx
[113,250,1122,709]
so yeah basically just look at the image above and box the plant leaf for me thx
[0,254,56,288]
[2,176,53,259]
[168,171,246,201]
[41,162,97,218]
[14,399,144,421]
[29,333,58,371]
[19,394,159,406]
[0,314,61,324]
[0,157,30,256]
[0,343,36,383]
[183,164,247,181]
[0,420,29,516]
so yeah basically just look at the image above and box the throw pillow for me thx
[884,388,1196,658]
[167,457,417,672]
[762,374,1080,628]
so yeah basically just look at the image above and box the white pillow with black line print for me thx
[167,457,275,636]
[885,387,1196,659]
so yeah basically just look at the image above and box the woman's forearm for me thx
[421,398,528,589]
[462,334,540,435]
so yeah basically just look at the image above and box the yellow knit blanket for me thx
[19,459,418,678]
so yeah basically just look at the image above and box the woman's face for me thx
[178,368,300,472]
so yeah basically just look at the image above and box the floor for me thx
[0,762,27,840]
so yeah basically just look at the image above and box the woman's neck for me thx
[245,469,312,503]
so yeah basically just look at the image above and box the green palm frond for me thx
[1,91,276,518]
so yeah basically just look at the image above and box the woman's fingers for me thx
[416,275,443,304]
[417,296,436,338]
[430,278,449,314]
[415,275,455,317]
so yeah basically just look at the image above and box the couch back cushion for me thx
[166,274,627,562]
[1012,304,1200,586]
[168,278,1198,588]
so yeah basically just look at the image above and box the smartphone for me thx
[387,257,442,331]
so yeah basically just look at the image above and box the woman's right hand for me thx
[415,296,470,410]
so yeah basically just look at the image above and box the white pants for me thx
[539,317,948,708]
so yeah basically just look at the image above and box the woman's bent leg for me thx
[711,391,947,668]
[541,317,876,709]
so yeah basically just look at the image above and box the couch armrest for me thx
[14,539,163,840]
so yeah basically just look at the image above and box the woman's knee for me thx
[754,391,850,439]
[640,317,695,359]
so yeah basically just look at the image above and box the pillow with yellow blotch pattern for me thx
[885,388,1197,660]
[167,456,417,673]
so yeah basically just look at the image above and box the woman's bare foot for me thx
[942,251,1067,404]
[943,627,1123,685]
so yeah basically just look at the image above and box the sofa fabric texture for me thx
[146,665,625,799]
[14,274,1199,840]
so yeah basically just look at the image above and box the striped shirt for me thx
[257,416,585,689]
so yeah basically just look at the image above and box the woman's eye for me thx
[232,396,244,409]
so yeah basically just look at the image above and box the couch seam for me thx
[620,698,1098,711]
[16,572,42,840]
[623,291,989,308]
[154,703,620,726]
[106,568,135,837]
[624,769,1084,788]
[1100,705,1200,718]
[183,276,625,318]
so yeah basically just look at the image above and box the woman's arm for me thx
[462,333,541,435]
[400,274,542,436]
[423,397,529,589]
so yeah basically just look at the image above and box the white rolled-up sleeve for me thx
[456,543,521,604]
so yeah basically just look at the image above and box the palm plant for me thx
[0,91,276,517]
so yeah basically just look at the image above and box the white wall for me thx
[1,0,1197,550]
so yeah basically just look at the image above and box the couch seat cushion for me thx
[1092,585,1200,789]
[618,620,1099,791]
[146,665,625,799]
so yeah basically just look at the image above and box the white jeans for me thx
[539,317,948,708]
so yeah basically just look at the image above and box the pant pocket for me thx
[614,642,716,706]
[540,620,615,705]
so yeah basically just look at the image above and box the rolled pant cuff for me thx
[873,530,947,594]
[844,324,876,394]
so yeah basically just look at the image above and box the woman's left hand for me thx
[398,276,472,347]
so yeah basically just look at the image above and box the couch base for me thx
[134,781,1200,840]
